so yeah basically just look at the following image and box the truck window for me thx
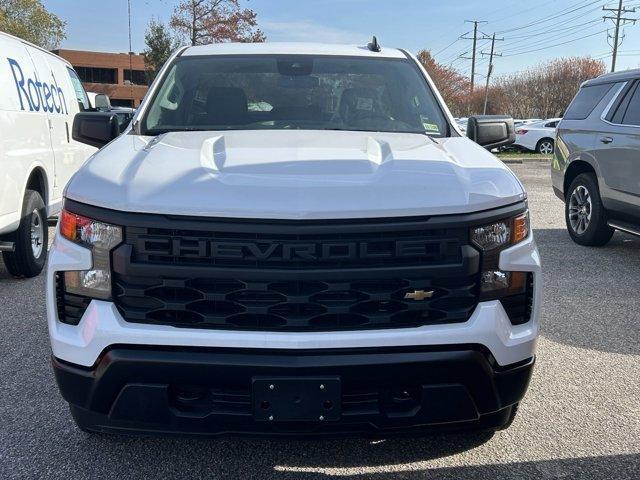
[142,55,449,137]
[564,83,613,120]
[66,67,91,111]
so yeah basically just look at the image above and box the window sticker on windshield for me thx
[423,122,440,133]
[356,97,374,111]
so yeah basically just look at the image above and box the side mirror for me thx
[467,115,515,150]
[93,93,111,110]
[72,112,120,148]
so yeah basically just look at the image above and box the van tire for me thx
[565,173,614,246]
[2,190,48,278]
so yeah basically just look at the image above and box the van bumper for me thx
[53,346,534,437]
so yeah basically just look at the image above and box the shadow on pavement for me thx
[61,433,638,479]
[272,452,640,479]
[534,228,639,356]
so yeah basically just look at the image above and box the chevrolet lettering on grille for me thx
[135,236,442,262]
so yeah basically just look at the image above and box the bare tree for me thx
[170,0,265,46]
[492,58,606,119]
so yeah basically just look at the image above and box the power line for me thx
[433,36,466,58]
[438,1,603,67]
[504,15,603,42]
[496,0,605,34]
[502,21,606,55]
[502,28,609,56]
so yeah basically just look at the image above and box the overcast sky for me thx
[43,0,640,77]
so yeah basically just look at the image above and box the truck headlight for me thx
[471,211,529,300]
[59,209,122,299]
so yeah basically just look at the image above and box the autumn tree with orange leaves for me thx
[170,0,265,46]
[417,50,473,116]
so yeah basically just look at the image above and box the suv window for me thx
[142,55,449,136]
[564,83,613,120]
[621,82,640,126]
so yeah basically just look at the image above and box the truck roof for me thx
[181,42,407,59]
[0,31,73,68]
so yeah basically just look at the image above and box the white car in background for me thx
[514,118,561,154]
[514,118,542,129]
[455,117,468,133]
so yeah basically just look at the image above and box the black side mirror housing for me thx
[72,112,120,148]
[467,115,515,150]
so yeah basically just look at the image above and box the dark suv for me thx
[552,69,640,246]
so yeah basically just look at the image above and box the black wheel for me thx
[565,173,614,246]
[536,138,554,154]
[2,189,48,277]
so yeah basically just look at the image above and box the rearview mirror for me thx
[72,112,120,148]
[278,75,319,89]
[467,115,515,150]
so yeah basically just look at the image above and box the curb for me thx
[499,158,552,164]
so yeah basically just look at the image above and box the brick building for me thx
[52,49,149,107]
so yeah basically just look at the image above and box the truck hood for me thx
[65,130,525,219]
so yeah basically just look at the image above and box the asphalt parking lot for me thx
[0,161,638,479]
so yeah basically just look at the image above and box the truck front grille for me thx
[109,215,480,332]
[113,274,478,331]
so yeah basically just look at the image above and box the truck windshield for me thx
[142,55,449,136]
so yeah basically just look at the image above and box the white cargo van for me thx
[0,31,96,277]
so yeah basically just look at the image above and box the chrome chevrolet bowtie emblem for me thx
[404,290,434,301]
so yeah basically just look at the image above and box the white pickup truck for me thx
[47,40,541,437]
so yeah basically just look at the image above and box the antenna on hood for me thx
[367,36,381,52]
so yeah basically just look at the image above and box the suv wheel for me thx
[536,138,554,154]
[565,173,614,246]
[2,189,48,277]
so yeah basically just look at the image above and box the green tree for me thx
[143,19,178,81]
[0,0,65,49]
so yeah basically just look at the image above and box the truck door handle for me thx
[600,137,613,144]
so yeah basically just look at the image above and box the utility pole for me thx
[481,33,504,115]
[461,20,487,112]
[603,0,637,72]
[127,0,134,105]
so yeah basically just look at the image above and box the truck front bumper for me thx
[54,346,534,437]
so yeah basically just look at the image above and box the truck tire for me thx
[565,173,614,246]
[2,190,48,277]
[536,138,554,154]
